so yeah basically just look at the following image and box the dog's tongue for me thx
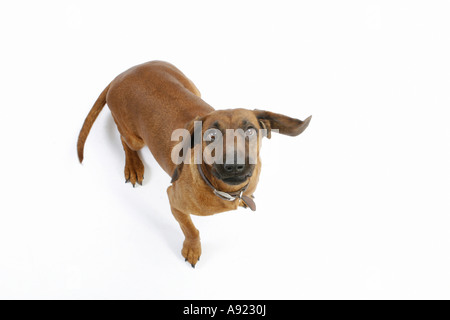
[242,195,256,211]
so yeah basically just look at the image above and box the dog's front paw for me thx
[182,238,201,268]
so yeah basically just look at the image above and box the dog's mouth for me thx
[221,174,251,185]
[212,170,253,186]
[210,163,255,186]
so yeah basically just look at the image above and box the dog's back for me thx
[78,61,214,175]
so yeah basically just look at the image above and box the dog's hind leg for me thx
[121,136,145,187]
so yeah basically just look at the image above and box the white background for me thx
[1,0,449,299]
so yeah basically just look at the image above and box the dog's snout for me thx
[223,163,245,173]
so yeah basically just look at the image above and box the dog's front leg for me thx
[168,184,201,267]
[170,206,201,267]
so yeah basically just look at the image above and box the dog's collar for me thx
[197,164,256,211]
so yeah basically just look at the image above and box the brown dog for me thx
[77,61,311,267]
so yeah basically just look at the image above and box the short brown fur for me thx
[77,61,311,267]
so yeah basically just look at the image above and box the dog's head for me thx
[171,109,311,187]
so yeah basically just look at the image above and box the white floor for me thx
[1,1,450,299]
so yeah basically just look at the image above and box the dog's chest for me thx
[191,191,240,216]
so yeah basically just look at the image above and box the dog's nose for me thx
[223,163,245,173]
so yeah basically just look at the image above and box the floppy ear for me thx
[171,116,203,183]
[254,110,312,138]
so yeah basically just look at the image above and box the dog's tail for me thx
[77,84,110,163]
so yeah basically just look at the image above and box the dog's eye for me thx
[246,128,257,136]
[205,129,219,141]
[207,132,216,140]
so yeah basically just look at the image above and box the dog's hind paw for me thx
[124,157,144,187]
